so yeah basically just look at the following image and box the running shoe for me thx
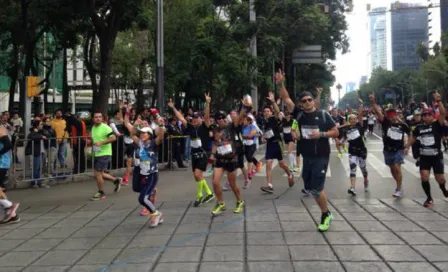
[149,211,163,228]
[392,189,403,198]
[337,152,342,158]
[244,179,251,189]
[114,178,122,193]
[234,200,244,213]
[0,215,20,225]
[260,186,274,194]
[423,199,434,208]
[194,197,204,207]
[348,187,357,196]
[222,183,230,191]
[91,192,106,201]
[248,170,255,180]
[121,177,129,186]
[2,203,19,223]
[211,202,226,216]
[150,188,158,203]
[140,208,150,216]
[301,189,311,197]
[203,193,215,204]
[364,180,369,192]
[317,211,333,232]
[293,167,301,173]
[343,145,348,152]
[287,174,295,188]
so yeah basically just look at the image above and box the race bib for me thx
[301,126,319,139]
[420,135,435,146]
[124,136,133,145]
[217,144,232,155]
[387,128,403,141]
[134,158,140,166]
[347,129,361,141]
[191,138,202,148]
[140,161,151,175]
[264,130,274,139]
[243,139,254,146]
[283,127,291,134]
[92,145,101,153]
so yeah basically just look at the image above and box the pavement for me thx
[3,132,448,271]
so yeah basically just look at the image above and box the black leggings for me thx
[244,145,258,165]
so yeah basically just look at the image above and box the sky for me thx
[330,0,426,103]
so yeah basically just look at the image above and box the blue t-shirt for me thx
[0,140,10,169]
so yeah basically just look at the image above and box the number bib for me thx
[283,127,291,134]
[301,126,319,139]
[387,127,403,141]
[420,135,435,146]
[190,138,202,148]
[140,161,152,175]
[243,139,254,146]
[264,130,274,139]
[92,145,101,153]
[347,129,361,141]
[217,144,232,155]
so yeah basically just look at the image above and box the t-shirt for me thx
[185,122,211,154]
[91,123,114,157]
[292,107,335,157]
[282,119,294,141]
[135,140,158,175]
[264,116,281,143]
[242,124,256,146]
[213,124,237,161]
[368,115,376,125]
[381,118,410,152]
[230,124,244,154]
[331,115,345,127]
[343,124,367,157]
[413,121,443,157]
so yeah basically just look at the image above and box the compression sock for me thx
[202,179,213,195]
[422,181,432,200]
[196,181,203,199]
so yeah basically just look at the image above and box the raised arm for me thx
[314,88,322,109]
[267,92,280,119]
[124,105,135,135]
[369,93,384,123]
[358,99,364,126]
[155,120,166,146]
[167,98,188,127]
[434,91,445,125]
[275,70,295,113]
[204,92,212,128]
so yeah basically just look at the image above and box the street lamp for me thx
[156,0,164,114]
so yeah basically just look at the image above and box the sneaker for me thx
[149,211,163,228]
[234,200,244,213]
[293,167,301,173]
[287,174,295,188]
[364,180,369,192]
[317,211,333,232]
[121,177,129,186]
[392,189,403,198]
[248,170,255,180]
[343,145,348,152]
[114,178,122,193]
[260,186,274,194]
[222,183,230,191]
[140,208,150,216]
[0,215,20,225]
[337,152,342,158]
[301,189,311,197]
[211,202,226,216]
[150,188,158,203]
[423,199,434,208]
[256,162,262,172]
[244,179,251,189]
[2,203,19,222]
[203,193,215,204]
[348,187,357,196]
[91,192,106,201]
[194,197,204,207]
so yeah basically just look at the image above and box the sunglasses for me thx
[216,117,225,120]
[301,98,313,103]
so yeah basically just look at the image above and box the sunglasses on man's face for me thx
[301,98,313,104]
[216,117,225,121]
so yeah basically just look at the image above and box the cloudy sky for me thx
[330,0,426,102]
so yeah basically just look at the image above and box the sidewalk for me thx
[2,195,448,271]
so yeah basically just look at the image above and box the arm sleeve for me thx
[109,123,120,135]
[0,136,12,155]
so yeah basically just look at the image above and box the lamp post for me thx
[249,0,258,111]
[156,0,164,114]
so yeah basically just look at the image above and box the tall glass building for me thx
[369,7,388,74]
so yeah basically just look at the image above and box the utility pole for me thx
[336,83,342,108]
[249,0,258,111]
[52,59,56,112]
[156,0,165,114]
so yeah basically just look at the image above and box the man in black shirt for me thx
[405,91,448,207]
[168,94,215,207]
[277,71,338,232]
[370,94,410,198]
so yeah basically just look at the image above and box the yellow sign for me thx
[26,76,39,97]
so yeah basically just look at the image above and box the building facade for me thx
[345,82,356,93]
[369,7,388,75]
[428,0,448,52]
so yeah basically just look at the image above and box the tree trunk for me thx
[96,37,114,116]
[136,62,145,113]
[62,48,69,113]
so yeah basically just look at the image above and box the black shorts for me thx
[368,124,374,132]
[237,152,245,168]
[0,169,8,189]
[244,144,256,162]
[191,151,209,172]
[265,141,283,161]
[215,159,238,173]
[302,156,329,192]
[125,144,134,158]
[94,156,111,172]
[420,155,444,174]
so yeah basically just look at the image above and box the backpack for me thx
[295,109,327,125]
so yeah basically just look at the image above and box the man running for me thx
[277,71,338,232]
[260,92,294,194]
[330,109,346,158]
[405,91,448,207]
[90,112,122,200]
[282,112,298,171]
[370,94,409,197]
[168,94,215,207]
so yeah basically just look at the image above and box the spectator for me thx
[25,120,46,188]
[51,109,67,169]
[41,117,57,177]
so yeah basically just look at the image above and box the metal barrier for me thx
[165,135,190,170]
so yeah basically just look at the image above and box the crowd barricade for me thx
[164,135,190,170]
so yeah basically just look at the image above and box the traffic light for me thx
[26,76,39,97]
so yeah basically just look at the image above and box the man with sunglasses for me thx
[370,94,410,198]
[276,71,338,232]
[168,94,215,207]
[404,92,448,207]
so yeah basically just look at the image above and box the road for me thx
[2,133,448,271]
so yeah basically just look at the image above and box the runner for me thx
[291,114,301,174]
[367,111,376,136]
[90,112,122,200]
[409,110,422,166]
[330,109,346,158]
[277,70,338,232]
[242,114,258,189]
[229,110,250,190]
[168,93,215,207]
[282,112,298,171]
[369,94,410,197]
[260,92,294,194]
[211,110,245,216]
[340,99,369,196]
[404,91,448,207]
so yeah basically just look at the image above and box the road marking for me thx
[372,132,382,140]
[367,153,392,178]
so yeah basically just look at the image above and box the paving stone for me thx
[289,245,337,261]
[72,226,114,238]
[371,212,408,221]
[355,199,383,205]
[138,224,176,236]
[280,221,317,231]
[278,212,313,221]
[388,262,439,272]
[247,221,281,232]
[431,231,448,244]
[128,235,170,248]
[32,250,86,266]
[53,205,84,213]
[37,227,80,239]
[247,245,290,261]
[415,221,448,231]
[180,215,210,224]
[55,237,102,250]
[19,219,61,229]
[333,245,381,261]
[202,246,244,261]
[433,262,448,271]
[293,261,344,272]
[14,238,62,251]
[200,262,244,272]
[373,245,424,261]
[38,213,70,220]
[68,211,102,219]
[0,251,46,267]
[414,245,448,261]
[0,239,26,251]
[360,232,405,245]
[108,225,142,237]
[248,262,294,272]
[5,228,45,239]
[77,249,121,265]
[246,213,279,222]
[284,231,327,245]
[327,220,355,231]
[175,223,209,234]
[210,221,244,233]
[206,233,244,246]
[247,232,285,245]
[17,213,42,221]
[403,212,448,221]
[23,266,69,272]
[333,205,365,212]
[53,218,92,228]
[158,246,202,262]
[351,221,389,232]
[168,233,207,247]
[363,205,396,213]
[395,232,442,245]
[275,205,307,213]
[107,263,153,272]
[78,203,111,212]
[324,232,366,245]
[341,213,376,221]
[115,247,160,264]
[94,236,134,249]
[0,229,12,237]
[26,206,58,214]
[69,264,106,272]
[0,267,24,271]
[154,262,199,272]
[343,262,391,272]
[382,220,424,232]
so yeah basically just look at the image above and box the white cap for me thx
[140,126,153,134]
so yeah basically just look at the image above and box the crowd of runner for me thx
[1,70,447,233]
